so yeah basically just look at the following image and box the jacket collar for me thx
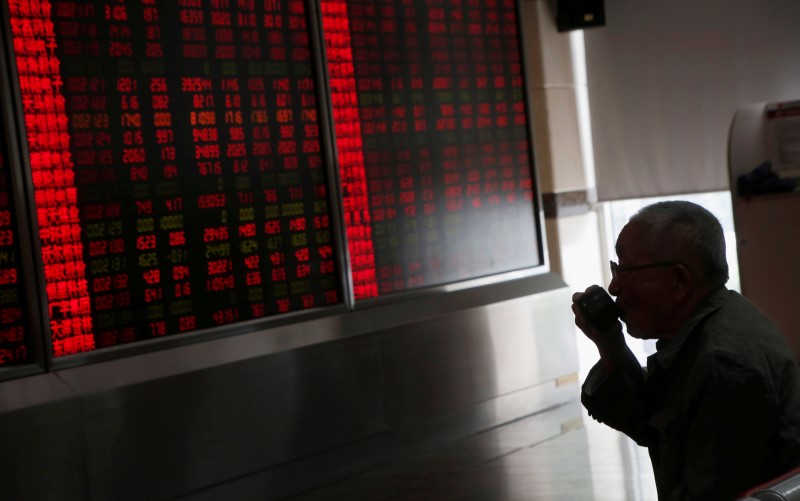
[648,286,728,372]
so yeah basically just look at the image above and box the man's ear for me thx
[671,263,693,301]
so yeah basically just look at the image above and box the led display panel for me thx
[5,0,341,356]
[0,112,30,365]
[320,0,542,300]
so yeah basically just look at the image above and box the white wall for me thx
[584,0,800,201]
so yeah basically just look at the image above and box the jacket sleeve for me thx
[581,356,652,447]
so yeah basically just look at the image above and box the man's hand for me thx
[572,285,622,341]
[572,285,628,372]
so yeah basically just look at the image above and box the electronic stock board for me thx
[1,0,542,361]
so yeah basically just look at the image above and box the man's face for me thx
[609,223,677,340]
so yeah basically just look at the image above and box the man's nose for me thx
[608,276,619,297]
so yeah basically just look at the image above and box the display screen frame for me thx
[0,0,354,371]
[0,0,549,375]
[318,0,549,308]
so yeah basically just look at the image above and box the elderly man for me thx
[573,201,800,500]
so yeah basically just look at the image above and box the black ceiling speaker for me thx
[556,0,605,32]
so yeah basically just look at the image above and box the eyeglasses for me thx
[609,260,682,280]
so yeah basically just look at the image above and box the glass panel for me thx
[0,103,30,365]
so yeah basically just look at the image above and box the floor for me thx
[287,401,658,500]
